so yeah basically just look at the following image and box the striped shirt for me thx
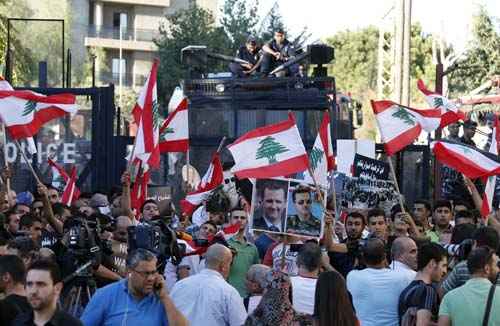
[398,280,439,323]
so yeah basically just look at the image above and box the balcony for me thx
[98,71,148,88]
[85,26,160,52]
[99,0,170,7]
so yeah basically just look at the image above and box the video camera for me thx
[127,217,182,267]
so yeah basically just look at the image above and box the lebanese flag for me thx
[61,166,78,206]
[228,113,309,179]
[131,59,160,169]
[372,100,441,156]
[159,88,188,153]
[47,158,81,200]
[303,111,335,187]
[180,153,223,216]
[0,90,78,139]
[481,115,500,218]
[184,223,242,257]
[417,79,467,128]
[431,140,500,179]
[131,161,150,214]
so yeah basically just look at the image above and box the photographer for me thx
[81,248,188,326]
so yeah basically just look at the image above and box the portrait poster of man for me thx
[250,178,290,233]
[285,181,324,238]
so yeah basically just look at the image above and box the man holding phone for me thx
[81,248,188,326]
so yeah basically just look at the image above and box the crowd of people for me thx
[0,117,500,326]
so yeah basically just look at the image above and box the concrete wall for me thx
[133,5,166,30]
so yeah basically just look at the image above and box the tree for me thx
[324,23,436,139]
[155,4,231,100]
[258,3,287,42]
[220,0,259,53]
[448,7,500,96]
[255,136,289,163]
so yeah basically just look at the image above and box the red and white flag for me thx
[159,87,189,153]
[481,115,500,218]
[47,158,80,201]
[131,59,160,169]
[431,140,500,179]
[372,100,441,155]
[303,111,335,187]
[0,90,78,139]
[417,79,467,128]
[180,153,223,216]
[131,161,150,214]
[228,113,309,179]
[61,166,78,206]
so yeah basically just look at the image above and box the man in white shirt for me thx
[171,243,247,326]
[347,238,412,326]
[390,236,417,283]
[290,242,322,315]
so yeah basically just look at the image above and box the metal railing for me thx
[87,25,160,43]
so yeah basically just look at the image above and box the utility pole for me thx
[393,0,404,103]
[401,0,412,106]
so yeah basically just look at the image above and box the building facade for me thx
[82,0,217,89]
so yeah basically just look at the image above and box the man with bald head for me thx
[171,244,247,326]
[390,237,417,283]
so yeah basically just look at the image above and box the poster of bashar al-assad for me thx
[250,178,290,233]
[285,181,324,238]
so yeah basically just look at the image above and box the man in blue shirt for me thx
[81,249,187,326]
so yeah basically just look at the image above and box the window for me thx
[113,12,128,29]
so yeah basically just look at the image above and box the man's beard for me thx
[29,293,53,311]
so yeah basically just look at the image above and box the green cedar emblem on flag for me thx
[22,100,37,116]
[159,126,174,141]
[392,106,416,126]
[152,100,162,130]
[255,136,289,164]
[309,147,324,171]
[433,97,444,108]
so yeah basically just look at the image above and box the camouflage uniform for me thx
[286,215,321,236]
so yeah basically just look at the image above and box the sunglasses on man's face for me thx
[224,177,236,184]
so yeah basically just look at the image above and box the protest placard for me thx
[353,153,389,180]
[250,178,325,238]
[339,176,398,214]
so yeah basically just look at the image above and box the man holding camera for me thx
[82,248,187,326]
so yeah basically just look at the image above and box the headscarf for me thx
[244,269,296,326]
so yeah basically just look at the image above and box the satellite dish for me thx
[182,164,201,190]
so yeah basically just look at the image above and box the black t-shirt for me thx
[12,308,83,326]
[235,46,260,65]
[398,280,439,323]
[265,39,295,57]
[0,294,31,326]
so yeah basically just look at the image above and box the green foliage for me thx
[155,4,231,99]
[220,0,259,53]
[259,4,287,42]
[0,0,34,84]
[255,136,289,163]
[448,7,500,95]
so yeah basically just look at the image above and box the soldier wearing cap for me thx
[286,186,321,237]
[229,36,261,77]
[460,120,477,147]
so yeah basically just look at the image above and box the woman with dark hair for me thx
[313,271,358,326]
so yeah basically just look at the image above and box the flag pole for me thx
[216,136,226,153]
[1,124,11,197]
[13,139,42,185]
[386,155,405,212]
[126,135,138,173]
[372,107,406,213]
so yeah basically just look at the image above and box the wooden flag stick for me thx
[386,155,405,213]
[13,139,42,185]
[1,124,11,196]
[216,136,227,153]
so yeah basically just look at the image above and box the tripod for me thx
[62,261,96,317]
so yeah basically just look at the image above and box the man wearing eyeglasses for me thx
[81,248,188,326]
[286,186,321,237]
[227,207,260,297]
